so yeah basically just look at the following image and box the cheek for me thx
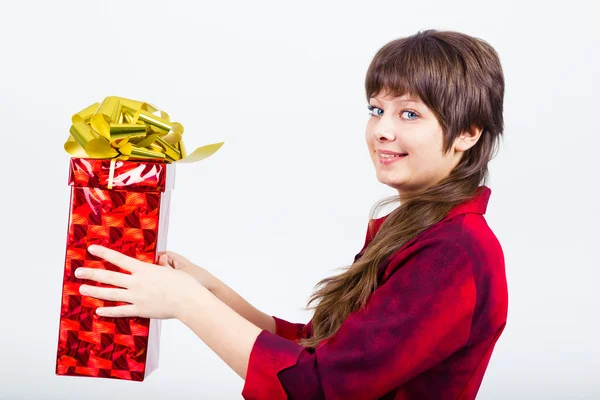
[365,121,378,146]
[365,133,375,152]
[409,151,443,180]
[405,134,438,162]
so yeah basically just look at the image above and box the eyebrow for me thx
[369,97,419,104]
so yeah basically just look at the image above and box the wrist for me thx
[184,265,217,292]
[176,279,212,322]
[204,272,219,292]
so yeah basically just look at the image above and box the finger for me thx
[87,245,143,273]
[79,285,132,304]
[157,253,171,268]
[165,251,185,261]
[96,305,138,318]
[75,267,133,288]
[164,251,189,269]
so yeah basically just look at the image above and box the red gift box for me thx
[55,157,175,381]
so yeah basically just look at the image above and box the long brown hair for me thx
[297,29,505,349]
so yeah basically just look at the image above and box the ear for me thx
[454,125,483,152]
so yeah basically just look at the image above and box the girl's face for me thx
[365,92,480,201]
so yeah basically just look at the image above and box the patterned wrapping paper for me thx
[56,158,175,381]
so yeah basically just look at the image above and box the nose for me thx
[373,124,396,142]
[370,114,396,142]
[375,130,395,142]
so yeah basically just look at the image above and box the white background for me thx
[0,0,598,398]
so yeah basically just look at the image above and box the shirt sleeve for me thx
[241,237,477,400]
[271,316,307,342]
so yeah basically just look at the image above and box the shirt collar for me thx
[373,185,491,229]
[369,185,491,284]
[442,185,491,221]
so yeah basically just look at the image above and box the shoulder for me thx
[429,214,509,336]
[455,213,506,287]
[421,213,505,279]
[384,230,475,286]
[389,214,506,298]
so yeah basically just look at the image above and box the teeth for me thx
[380,153,405,158]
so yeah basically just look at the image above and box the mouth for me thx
[378,153,408,158]
[378,153,408,165]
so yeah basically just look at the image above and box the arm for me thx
[210,277,308,342]
[177,286,263,381]
[174,217,388,383]
[162,216,381,341]
[266,218,380,342]
[241,237,477,400]
[160,252,305,339]
[210,275,277,334]
[159,251,275,333]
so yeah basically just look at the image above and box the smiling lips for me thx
[378,151,408,165]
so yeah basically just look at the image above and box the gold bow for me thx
[64,96,224,164]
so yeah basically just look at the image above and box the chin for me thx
[377,177,403,190]
[376,171,402,185]
[386,182,403,191]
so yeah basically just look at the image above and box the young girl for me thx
[75,29,508,399]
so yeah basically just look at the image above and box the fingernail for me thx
[88,245,97,255]
[75,268,84,278]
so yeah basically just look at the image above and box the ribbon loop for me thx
[65,96,224,164]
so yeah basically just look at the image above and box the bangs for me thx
[365,56,422,102]
[364,35,456,114]
[364,35,464,142]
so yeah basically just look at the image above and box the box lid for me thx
[68,158,175,192]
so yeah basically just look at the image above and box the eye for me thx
[401,110,419,121]
[367,104,383,117]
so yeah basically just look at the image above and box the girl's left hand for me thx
[75,244,206,320]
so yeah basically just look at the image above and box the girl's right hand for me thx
[157,251,217,292]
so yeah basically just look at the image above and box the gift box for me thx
[55,97,223,381]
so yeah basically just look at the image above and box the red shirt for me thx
[242,185,508,399]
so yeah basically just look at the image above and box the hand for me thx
[157,251,217,291]
[75,245,208,320]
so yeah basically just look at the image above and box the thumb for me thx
[163,251,194,270]
[165,251,188,268]
[157,253,172,268]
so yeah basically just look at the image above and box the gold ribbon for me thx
[65,96,224,188]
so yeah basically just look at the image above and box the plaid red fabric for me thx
[242,186,508,399]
